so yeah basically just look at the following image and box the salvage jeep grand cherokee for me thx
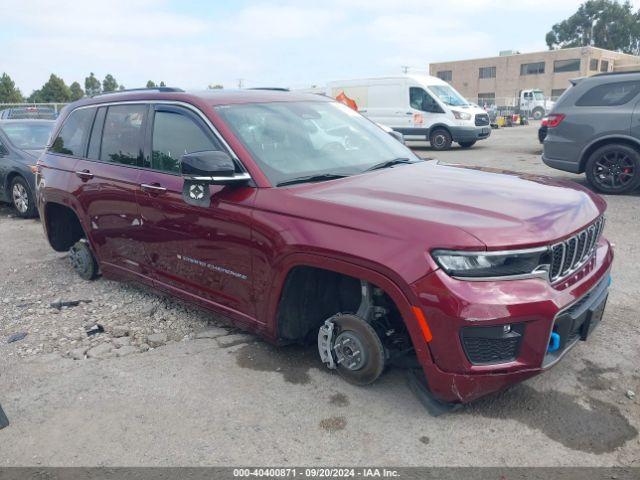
[36,88,613,405]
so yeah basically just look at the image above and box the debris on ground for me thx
[0,402,9,430]
[626,390,636,400]
[50,299,92,310]
[85,324,105,336]
[6,332,27,344]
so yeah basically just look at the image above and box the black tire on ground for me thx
[585,144,640,194]
[329,314,386,386]
[10,176,37,218]
[458,141,476,149]
[532,108,545,120]
[69,240,99,280]
[429,128,452,151]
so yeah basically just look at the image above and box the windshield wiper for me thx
[276,173,348,187]
[364,157,413,172]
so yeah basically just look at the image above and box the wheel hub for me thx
[12,184,28,213]
[333,332,367,371]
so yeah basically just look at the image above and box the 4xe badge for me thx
[182,180,210,207]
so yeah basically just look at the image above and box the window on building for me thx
[479,66,496,79]
[520,62,545,75]
[100,105,146,166]
[590,58,599,71]
[477,93,495,106]
[436,70,452,82]
[576,81,640,107]
[600,60,610,72]
[551,89,566,100]
[553,58,580,73]
[49,108,95,157]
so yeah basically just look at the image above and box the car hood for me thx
[276,161,605,249]
[22,149,45,160]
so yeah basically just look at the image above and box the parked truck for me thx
[326,75,491,150]
[518,89,555,120]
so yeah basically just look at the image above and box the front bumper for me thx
[409,240,613,403]
[450,125,491,143]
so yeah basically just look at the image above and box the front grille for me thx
[549,216,605,283]
[475,113,490,126]
[460,324,525,365]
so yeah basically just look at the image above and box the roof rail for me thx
[593,70,640,77]
[92,87,184,98]
[247,87,290,92]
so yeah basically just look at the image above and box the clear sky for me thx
[1,0,639,95]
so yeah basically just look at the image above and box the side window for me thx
[49,108,95,156]
[87,107,107,160]
[100,105,146,166]
[409,87,443,113]
[151,110,220,173]
[576,81,640,107]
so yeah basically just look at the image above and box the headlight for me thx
[431,248,550,280]
[452,110,472,120]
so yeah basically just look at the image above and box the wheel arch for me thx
[579,135,640,173]
[42,201,89,252]
[266,252,434,365]
[427,123,452,138]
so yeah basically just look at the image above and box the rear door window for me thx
[576,81,640,107]
[151,108,221,173]
[100,105,146,166]
[50,108,95,156]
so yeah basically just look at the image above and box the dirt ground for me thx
[0,123,638,467]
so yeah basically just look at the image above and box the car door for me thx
[66,104,150,278]
[136,104,259,321]
[408,87,443,133]
[0,133,10,201]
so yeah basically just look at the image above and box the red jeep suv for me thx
[36,88,613,406]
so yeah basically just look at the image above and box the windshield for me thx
[428,85,469,107]
[2,122,53,149]
[533,91,545,101]
[215,101,419,186]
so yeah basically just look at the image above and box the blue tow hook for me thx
[548,332,561,353]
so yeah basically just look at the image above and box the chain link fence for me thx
[0,103,68,119]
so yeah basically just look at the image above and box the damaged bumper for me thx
[408,240,613,404]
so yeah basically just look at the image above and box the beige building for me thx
[429,46,640,105]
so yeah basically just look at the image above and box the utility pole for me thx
[401,66,410,74]
[237,78,244,89]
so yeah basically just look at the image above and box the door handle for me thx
[75,170,94,181]
[140,183,167,194]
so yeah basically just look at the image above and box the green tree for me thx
[207,84,224,89]
[30,74,72,103]
[546,0,640,55]
[146,80,157,88]
[85,72,101,96]
[159,81,166,87]
[69,81,84,101]
[102,74,119,93]
[119,85,126,91]
[0,73,24,103]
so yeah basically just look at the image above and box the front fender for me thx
[262,251,437,370]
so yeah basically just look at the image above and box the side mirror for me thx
[180,151,250,185]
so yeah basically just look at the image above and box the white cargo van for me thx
[326,75,491,150]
